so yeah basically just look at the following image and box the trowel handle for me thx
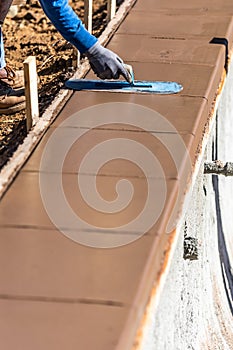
[124,64,135,84]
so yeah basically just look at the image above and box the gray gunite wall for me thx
[139,60,233,350]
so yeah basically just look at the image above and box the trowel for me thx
[65,64,183,94]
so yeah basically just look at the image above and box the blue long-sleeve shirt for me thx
[39,0,97,54]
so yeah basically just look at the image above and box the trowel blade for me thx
[65,79,183,94]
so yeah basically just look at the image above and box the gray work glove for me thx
[85,42,131,82]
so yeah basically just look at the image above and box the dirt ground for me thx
[0,0,120,170]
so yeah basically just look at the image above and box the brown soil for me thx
[0,0,122,170]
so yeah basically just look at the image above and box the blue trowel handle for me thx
[93,81,152,89]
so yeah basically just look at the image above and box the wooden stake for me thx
[23,56,39,132]
[84,0,93,33]
[107,0,116,22]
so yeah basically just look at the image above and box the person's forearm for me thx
[39,0,97,53]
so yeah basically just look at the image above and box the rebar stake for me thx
[204,160,233,176]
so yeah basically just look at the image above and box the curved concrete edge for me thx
[132,53,233,350]
[0,0,137,199]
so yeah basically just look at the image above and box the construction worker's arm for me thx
[39,0,130,81]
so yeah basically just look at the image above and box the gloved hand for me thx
[85,42,131,82]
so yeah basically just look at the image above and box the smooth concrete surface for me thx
[50,92,209,134]
[134,0,233,14]
[22,126,194,177]
[0,299,130,350]
[0,0,233,349]
[0,170,177,231]
[108,36,226,65]
[118,12,233,43]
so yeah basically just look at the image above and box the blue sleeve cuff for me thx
[71,25,98,54]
